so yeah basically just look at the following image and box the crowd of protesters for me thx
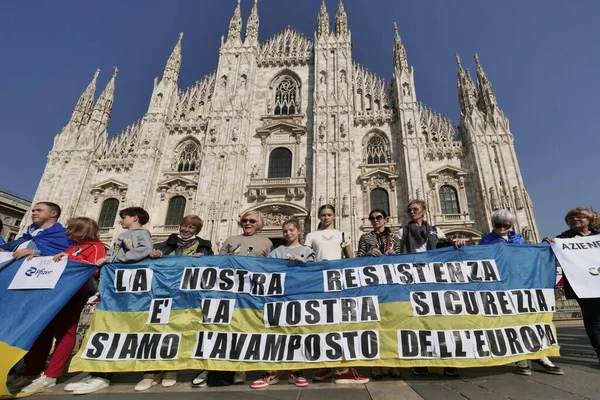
[2,199,598,395]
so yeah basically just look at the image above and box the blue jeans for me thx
[577,298,600,358]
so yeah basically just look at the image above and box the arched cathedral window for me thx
[268,147,292,178]
[366,135,389,164]
[439,185,460,214]
[370,188,390,216]
[165,196,186,226]
[274,78,298,115]
[177,141,200,172]
[98,198,119,228]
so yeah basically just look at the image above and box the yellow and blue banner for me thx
[0,257,96,398]
[70,243,560,373]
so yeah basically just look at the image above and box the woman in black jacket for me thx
[544,207,600,365]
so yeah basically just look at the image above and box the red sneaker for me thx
[250,372,279,389]
[288,371,309,387]
[334,368,369,384]
[312,368,333,381]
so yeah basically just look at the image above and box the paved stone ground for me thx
[23,321,600,400]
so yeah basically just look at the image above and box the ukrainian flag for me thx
[70,244,560,374]
[0,258,96,398]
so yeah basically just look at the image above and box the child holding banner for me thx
[250,219,314,389]
[64,207,153,395]
[480,210,564,376]
[19,217,106,393]
[306,205,369,385]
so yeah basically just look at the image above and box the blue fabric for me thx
[0,223,72,256]
[0,258,97,350]
[97,243,557,313]
[0,236,5,245]
[479,230,527,245]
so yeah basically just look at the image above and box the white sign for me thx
[0,252,14,267]
[551,234,600,298]
[8,256,68,290]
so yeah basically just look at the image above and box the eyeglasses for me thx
[241,218,258,224]
[567,215,587,220]
[494,224,511,229]
[407,207,422,213]
[368,215,384,221]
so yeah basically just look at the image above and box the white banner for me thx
[8,256,68,290]
[0,251,14,266]
[551,234,600,298]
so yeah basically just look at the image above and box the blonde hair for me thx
[406,199,427,212]
[67,217,100,243]
[564,207,600,229]
[239,211,264,230]
[180,214,203,234]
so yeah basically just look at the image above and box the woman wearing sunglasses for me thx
[480,210,564,376]
[219,211,273,257]
[399,199,465,377]
[213,210,272,386]
[357,209,401,380]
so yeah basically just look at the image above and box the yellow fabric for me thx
[0,342,27,398]
[70,303,560,373]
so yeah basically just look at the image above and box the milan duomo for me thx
[28,0,539,249]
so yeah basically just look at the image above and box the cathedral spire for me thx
[474,53,498,114]
[335,0,348,36]
[456,54,476,115]
[227,0,243,43]
[69,68,99,129]
[316,0,330,38]
[90,66,118,127]
[162,32,183,83]
[393,22,408,71]
[245,0,259,43]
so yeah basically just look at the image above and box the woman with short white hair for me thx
[479,209,563,376]
[479,210,526,245]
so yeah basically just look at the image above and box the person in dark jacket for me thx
[150,214,213,258]
[400,199,466,377]
[141,214,212,390]
[480,210,563,376]
[544,207,600,365]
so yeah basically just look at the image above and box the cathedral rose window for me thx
[177,141,200,172]
[274,78,298,115]
[366,135,388,164]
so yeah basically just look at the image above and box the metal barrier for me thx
[554,287,582,320]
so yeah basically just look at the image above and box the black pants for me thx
[577,298,600,358]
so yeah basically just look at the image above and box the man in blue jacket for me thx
[0,202,72,259]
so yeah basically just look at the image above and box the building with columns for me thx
[27,0,539,249]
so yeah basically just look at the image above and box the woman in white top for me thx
[305,204,352,261]
[305,205,368,384]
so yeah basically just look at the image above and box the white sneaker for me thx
[134,373,161,391]
[64,375,93,392]
[72,377,110,395]
[21,373,56,393]
[161,371,177,388]
[233,371,246,384]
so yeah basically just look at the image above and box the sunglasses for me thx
[368,215,384,221]
[494,224,511,229]
[407,208,422,213]
[241,218,258,224]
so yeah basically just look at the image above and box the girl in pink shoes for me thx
[250,219,314,389]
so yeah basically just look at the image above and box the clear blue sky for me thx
[0,0,598,237]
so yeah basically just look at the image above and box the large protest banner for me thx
[0,256,97,398]
[551,234,600,298]
[70,244,560,373]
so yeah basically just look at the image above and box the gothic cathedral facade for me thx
[29,0,539,249]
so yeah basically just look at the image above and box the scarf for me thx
[404,220,438,253]
[0,223,72,256]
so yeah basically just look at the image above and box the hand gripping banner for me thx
[0,257,97,398]
[69,243,560,374]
